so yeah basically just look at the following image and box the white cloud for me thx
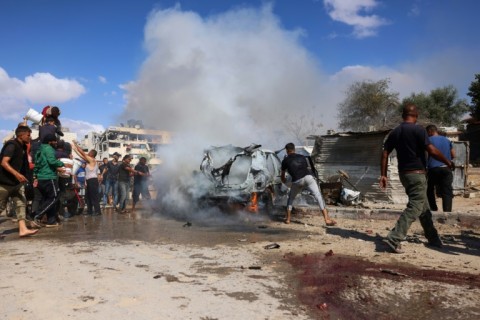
[0,129,13,144]
[0,67,86,119]
[328,47,476,102]
[99,76,107,83]
[103,90,117,97]
[408,3,420,17]
[323,0,388,38]
[23,72,85,102]
[329,65,429,98]
[61,118,104,140]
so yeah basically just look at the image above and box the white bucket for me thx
[59,158,74,177]
[25,108,43,124]
[72,159,82,176]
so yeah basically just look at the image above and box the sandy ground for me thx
[1,194,479,319]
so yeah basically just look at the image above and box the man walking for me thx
[281,143,336,226]
[380,104,454,253]
[0,126,38,237]
[426,125,455,212]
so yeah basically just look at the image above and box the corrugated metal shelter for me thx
[312,130,407,203]
[311,131,469,204]
[310,130,407,204]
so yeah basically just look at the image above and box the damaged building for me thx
[310,130,469,204]
[82,121,171,166]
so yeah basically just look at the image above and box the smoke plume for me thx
[121,4,329,218]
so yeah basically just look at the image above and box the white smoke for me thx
[121,4,332,217]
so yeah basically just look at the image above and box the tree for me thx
[400,92,432,121]
[284,111,323,146]
[402,85,469,127]
[337,79,400,132]
[467,73,480,120]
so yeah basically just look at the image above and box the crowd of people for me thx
[0,106,152,237]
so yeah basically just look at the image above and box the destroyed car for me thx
[199,143,283,212]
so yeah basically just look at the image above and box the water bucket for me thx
[59,158,74,177]
[25,108,43,124]
[72,158,82,176]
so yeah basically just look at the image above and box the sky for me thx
[1,0,479,148]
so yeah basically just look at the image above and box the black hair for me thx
[15,125,32,136]
[42,133,57,144]
[45,116,55,123]
[426,125,438,133]
[285,142,295,151]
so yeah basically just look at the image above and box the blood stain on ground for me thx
[285,252,480,320]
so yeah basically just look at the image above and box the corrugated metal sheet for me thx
[462,123,480,164]
[452,141,469,193]
[311,131,407,204]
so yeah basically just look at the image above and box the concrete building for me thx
[81,124,171,166]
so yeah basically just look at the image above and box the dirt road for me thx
[1,200,479,319]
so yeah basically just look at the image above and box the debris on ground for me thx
[264,243,280,249]
[380,269,408,277]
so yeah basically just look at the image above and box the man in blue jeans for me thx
[380,104,454,253]
[117,155,142,214]
[105,152,121,209]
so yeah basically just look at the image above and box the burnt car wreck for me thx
[199,144,283,212]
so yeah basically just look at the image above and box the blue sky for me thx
[1,0,479,146]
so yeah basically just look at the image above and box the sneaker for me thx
[92,212,101,216]
[383,239,404,254]
[427,238,443,249]
[45,222,60,228]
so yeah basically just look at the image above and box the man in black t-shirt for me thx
[281,142,336,226]
[117,155,141,213]
[105,152,121,208]
[0,126,38,237]
[132,157,151,212]
[380,104,454,254]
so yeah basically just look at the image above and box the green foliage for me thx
[402,85,469,127]
[337,79,400,131]
[467,73,480,120]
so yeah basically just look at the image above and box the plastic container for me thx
[25,108,43,124]
[59,158,74,177]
